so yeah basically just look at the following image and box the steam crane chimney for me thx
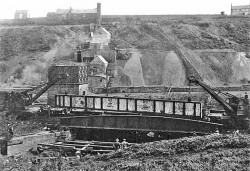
[231,3,233,15]
[96,3,101,26]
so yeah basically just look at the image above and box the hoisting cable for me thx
[188,81,192,102]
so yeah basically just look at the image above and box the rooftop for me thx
[55,8,97,14]
[232,5,250,10]
[15,10,29,13]
[91,55,108,65]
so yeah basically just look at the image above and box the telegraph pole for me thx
[106,69,110,96]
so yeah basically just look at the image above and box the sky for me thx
[0,0,249,19]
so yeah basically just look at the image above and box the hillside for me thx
[0,15,249,87]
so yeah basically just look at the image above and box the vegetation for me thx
[1,134,250,170]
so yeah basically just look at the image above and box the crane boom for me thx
[22,82,47,94]
[25,74,69,105]
[188,76,250,130]
[188,76,236,113]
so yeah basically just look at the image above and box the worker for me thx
[214,128,220,135]
[113,138,120,151]
[245,92,248,100]
[47,105,52,115]
[202,109,210,122]
[60,128,67,142]
[7,124,14,139]
[39,106,44,115]
[75,150,81,159]
[121,139,128,149]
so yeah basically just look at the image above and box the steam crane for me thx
[5,73,69,113]
[25,74,68,106]
[188,76,250,130]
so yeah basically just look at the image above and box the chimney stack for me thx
[96,3,101,26]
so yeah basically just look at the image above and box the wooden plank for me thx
[92,150,113,153]
[62,144,114,149]
[65,140,137,146]
[38,143,75,149]
[65,140,114,145]
[39,142,115,149]
[8,139,23,146]
[37,157,58,160]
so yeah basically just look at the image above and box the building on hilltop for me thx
[47,3,101,25]
[14,10,30,19]
[231,4,250,15]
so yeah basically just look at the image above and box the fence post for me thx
[0,137,8,155]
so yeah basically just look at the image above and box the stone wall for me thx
[92,85,250,94]
[0,17,97,26]
[22,132,56,144]
[48,65,88,84]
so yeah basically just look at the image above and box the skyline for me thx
[0,0,250,19]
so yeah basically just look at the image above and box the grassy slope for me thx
[2,134,250,170]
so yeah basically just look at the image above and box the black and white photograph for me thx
[0,0,250,170]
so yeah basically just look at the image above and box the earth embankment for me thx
[0,15,249,87]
